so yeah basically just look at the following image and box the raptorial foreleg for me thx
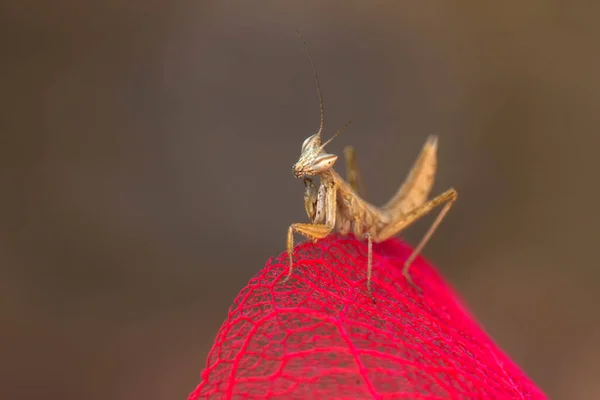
[284,182,337,282]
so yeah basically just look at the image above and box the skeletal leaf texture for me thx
[188,234,546,400]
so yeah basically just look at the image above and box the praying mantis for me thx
[284,32,457,294]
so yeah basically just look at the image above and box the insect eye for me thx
[301,134,320,153]
[312,153,338,172]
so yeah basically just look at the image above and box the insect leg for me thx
[350,216,374,295]
[376,188,457,290]
[343,146,366,196]
[284,182,337,282]
[365,232,373,294]
[303,178,318,222]
[285,223,334,281]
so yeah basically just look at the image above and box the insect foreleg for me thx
[313,183,327,226]
[376,188,457,290]
[303,178,318,222]
[284,182,337,282]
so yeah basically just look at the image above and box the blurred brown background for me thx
[1,1,599,399]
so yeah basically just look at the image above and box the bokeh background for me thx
[2,1,600,399]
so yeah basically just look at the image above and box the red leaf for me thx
[188,234,546,399]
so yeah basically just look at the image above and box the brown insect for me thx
[284,32,457,294]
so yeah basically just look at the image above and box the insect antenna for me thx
[296,29,324,137]
[321,120,352,150]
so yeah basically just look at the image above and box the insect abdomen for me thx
[382,136,438,218]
